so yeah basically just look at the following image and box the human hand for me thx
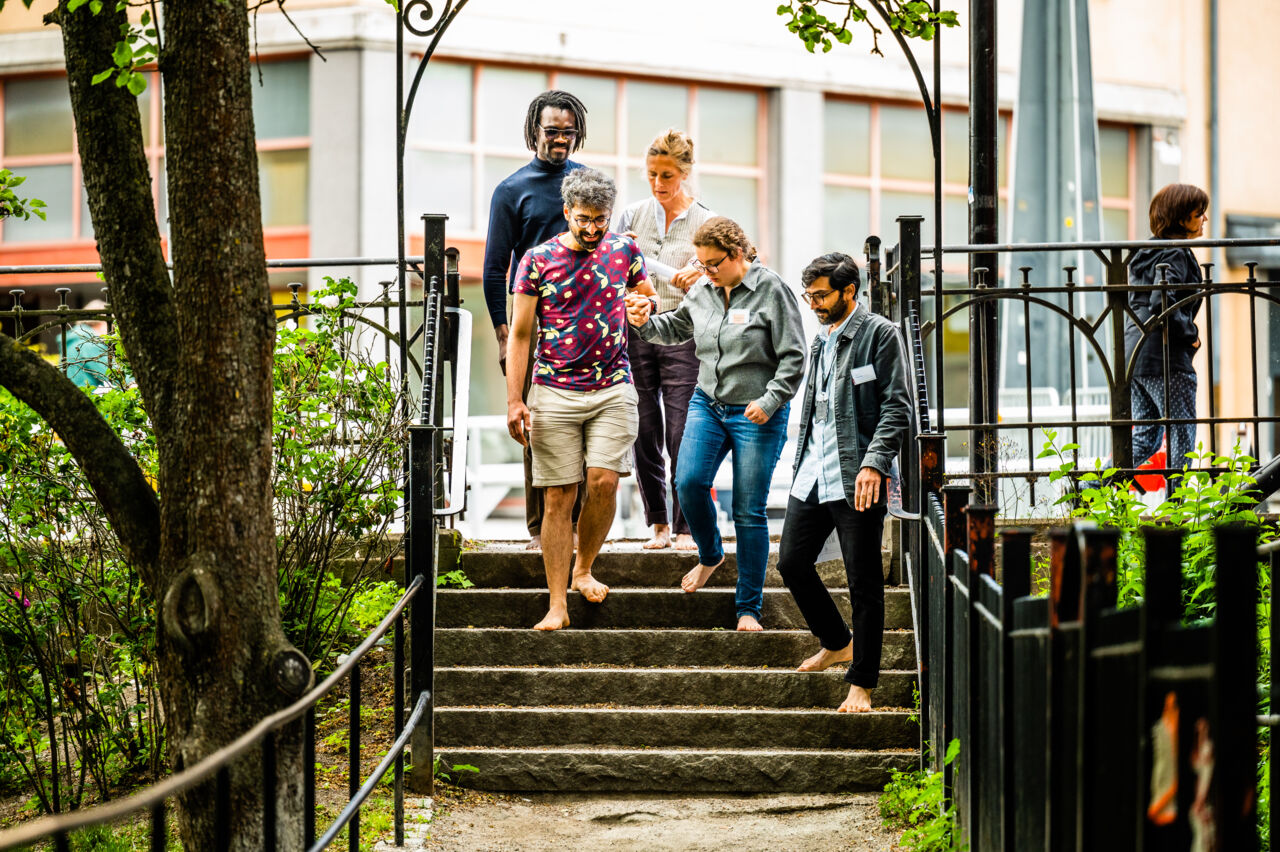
[744,402,770,424]
[495,324,510,375]
[625,292,652,325]
[671,265,701,291]
[854,467,883,511]
[624,230,639,240]
[507,400,531,446]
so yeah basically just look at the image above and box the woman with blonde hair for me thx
[627,216,805,631]
[615,129,716,550]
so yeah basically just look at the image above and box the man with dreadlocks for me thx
[483,90,589,550]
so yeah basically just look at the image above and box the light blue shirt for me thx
[790,310,855,502]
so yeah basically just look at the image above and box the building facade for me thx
[0,0,1275,449]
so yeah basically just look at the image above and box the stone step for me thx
[433,747,918,793]
[435,627,916,670]
[436,707,918,751]
[436,587,912,631]
[434,667,916,709]
[451,541,894,588]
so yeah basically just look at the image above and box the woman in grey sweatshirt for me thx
[627,216,806,631]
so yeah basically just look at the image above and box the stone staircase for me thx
[431,534,920,793]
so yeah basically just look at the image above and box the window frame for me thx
[406,60,772,259]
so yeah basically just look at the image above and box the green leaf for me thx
[126,73,147,97]
[68,0,89,10]
[91,68,114,86]
[112,41,133,68]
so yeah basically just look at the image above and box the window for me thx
[822,97,1011,262]
[406,62,769,253]
[1099,123,1135,240]
[0,58,311,245]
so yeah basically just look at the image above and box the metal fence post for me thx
[1211,525,1259,852]
[999,528,1034,851]
[1101,250,1133,471]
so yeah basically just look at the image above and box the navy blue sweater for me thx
[482,157,582,328]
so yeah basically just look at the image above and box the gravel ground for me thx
[423,791,903,851]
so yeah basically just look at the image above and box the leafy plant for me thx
[437,569,473,590]
[432,756,479,785]
[880,739,964,851]
[0,168,47,222]
[776,1,959,55]
[0,278,412,814]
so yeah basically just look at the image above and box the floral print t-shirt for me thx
[513,233,648,391]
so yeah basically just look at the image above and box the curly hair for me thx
[647,129,695,176]
[693,216,757,262]
[801,252,861,292]
[560,167,616,212]
[524,90,589,152]
[1149,183,1210,239]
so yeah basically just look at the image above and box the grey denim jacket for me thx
[792,301,911,506]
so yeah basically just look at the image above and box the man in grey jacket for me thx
[777,252,910,712]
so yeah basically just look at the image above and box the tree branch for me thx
[56,0,180,437]
[0,335,161,586]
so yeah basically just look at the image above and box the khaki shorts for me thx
[528,382,639,486]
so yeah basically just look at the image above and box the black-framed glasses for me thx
[573,215,610,229]
[540,127,579,141]
[801,288,838,305]
[691,253,731,274]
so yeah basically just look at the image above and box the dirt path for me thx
[422,792,903,851]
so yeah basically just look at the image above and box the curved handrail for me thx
[0,574,425,850]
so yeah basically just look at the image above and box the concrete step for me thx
[435,627,917,670]
[433,746,918,793]
[436,587,912,630]
[436,707,918,751]
[434,667,916,709]
[451,541,894,588]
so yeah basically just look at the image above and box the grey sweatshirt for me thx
[635,260,806,418]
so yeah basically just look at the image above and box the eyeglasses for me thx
[572,215,610,229]
[801,288,838,305]
[692,253,731,274]
[541,127,579,141]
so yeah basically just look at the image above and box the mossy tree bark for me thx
[0,1,311,847]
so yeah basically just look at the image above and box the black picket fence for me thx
[908,470,1267,850]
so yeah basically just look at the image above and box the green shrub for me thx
[880,739,963,851]
[0,278,412,813]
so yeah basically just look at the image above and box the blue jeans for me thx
[1131,371,1198,482]
[675,388,790,620]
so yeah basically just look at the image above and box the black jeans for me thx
[777,494,886,689]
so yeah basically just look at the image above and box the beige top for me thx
[616,197,715,314]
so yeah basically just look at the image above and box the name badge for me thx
[850,364,877,385]
[729,308,750,325]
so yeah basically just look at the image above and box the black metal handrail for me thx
[0,574,425,851]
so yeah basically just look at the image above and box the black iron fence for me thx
[0,215,467,848]
[872,216,1276,849]
[911,485,1264,850]
[871,217,1280,511]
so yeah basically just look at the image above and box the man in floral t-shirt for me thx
[506,168,657,631]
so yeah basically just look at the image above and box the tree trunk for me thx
[46,1,312,847]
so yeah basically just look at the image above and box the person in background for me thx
[776,253,910,713]
[614,129,713,551]
[505,168,657,631]
[60,299,110,389]
[482,90,588,550]
[626,217,805,632]
[1123,183,1210,483]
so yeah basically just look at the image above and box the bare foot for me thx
[525,534,542,551]
[643,525,672,550]
[736,614,764,632]
[673,534,696,551]
[837,685,873,713]
[571,574,610,604]
[533,607,570,631]
[797,642,853,672]
[680,556,724,593]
